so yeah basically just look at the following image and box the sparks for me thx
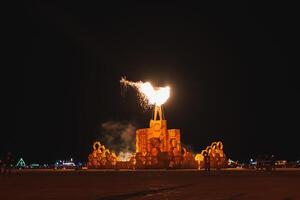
[120,77,170,106]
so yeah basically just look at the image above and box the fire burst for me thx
[87,77,228,169]
[120,77,170,107]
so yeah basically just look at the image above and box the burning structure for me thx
[87,141,118,168]
[195,141,227,169]
[134,104,196,168]
[135,105,180,161]
[87,78,227,169]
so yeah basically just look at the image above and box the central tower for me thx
[136,105,181,155]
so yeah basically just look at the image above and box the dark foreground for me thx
[1,169,300,200]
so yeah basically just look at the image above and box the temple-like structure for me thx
[133,105,196,168]
[136,105,181,156]
[88,105,227,169]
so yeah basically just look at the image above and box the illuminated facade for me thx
[88,106,227,169]
[133,105,197,168]
[136,106,181,155]
[194,141,227,168]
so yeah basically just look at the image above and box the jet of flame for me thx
[120,77,170,106]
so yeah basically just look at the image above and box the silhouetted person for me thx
[270,155,275,171]
[215,153,221,170]
[204,153,210,172]
[130,156,136,171]
[3,152,13,175]
[256,155,262,171]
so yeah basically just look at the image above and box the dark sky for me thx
[10,2,299,163]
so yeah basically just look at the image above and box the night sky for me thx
[10,2,299,163]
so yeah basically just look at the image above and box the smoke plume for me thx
[99,121,136,156]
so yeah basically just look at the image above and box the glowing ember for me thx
[117,151,133,162]
[120,77,170,106]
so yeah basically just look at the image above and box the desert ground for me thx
[1,169,300,200]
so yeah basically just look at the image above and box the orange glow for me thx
[120,77,170,106]
[87,78,227,169]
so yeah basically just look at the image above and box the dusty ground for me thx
[0,169,300,200]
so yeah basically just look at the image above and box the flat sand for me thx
[1,169,300,200]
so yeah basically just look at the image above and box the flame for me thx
[120,77,170,106]
[117,151,133,162]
